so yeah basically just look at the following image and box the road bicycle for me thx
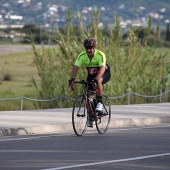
[71,80,111,136]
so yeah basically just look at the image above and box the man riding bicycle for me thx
[69,37,111,113]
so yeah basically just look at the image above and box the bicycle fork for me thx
[86,99,97,127]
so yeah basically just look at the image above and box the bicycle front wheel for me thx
[72,94,87,136]
[95,94,111,134]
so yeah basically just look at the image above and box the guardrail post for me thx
[128,92,130,105]
[127,82,131,105]
[20,96,23,111]
[160,88,162,103]
[60,96,63,108]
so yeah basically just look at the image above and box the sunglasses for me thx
[85,47,94,50]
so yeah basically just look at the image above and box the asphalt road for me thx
[0,124,170,170]
[0,45,55,54]
[0,45,32,54]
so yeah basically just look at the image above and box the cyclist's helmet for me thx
[83,37,97,48]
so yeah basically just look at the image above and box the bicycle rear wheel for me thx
[72,95,87,136]
[95,94,111,134]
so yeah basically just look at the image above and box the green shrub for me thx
[31,9,169,108]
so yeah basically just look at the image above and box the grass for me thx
[0,49,40,110]
[0,45,170,111]
[0,51,39,96]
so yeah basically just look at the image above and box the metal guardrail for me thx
[0,90,170,110]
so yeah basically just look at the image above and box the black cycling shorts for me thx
[86,69,111,91]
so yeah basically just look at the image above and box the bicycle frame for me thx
[71,80,97,120]
[71,80,111,136]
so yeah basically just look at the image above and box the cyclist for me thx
[69,37,111,113]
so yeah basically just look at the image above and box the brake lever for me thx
[70,83,75,91]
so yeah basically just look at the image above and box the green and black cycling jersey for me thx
[74,49,109,76]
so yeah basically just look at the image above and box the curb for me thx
[110,117,163,127]
[0,124,72,136]
[1,116,170,137]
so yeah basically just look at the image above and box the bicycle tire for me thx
[72,94,87,136]
[95,94,111,134]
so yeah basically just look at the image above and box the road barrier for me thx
[0,90,170,110]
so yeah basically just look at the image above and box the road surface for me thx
[0,124,170,170]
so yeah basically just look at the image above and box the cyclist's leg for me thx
[102,69,111,85]
[95,70,111,132]
[95,70,111,111]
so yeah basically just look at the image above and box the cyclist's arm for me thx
[71,65,79,79]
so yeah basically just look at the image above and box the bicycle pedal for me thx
[96,111,104,116]
[87,121,93,127]
[87,124,93,128]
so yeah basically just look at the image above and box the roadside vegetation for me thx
[0,51,39,110]
[0,9,170,110]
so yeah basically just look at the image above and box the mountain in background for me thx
[0,0,170,31]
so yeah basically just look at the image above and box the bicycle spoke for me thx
[72,95,87,136]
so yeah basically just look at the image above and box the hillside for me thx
[0,0,170,30]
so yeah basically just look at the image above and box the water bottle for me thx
[88,98,94,109]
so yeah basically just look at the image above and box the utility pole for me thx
[133,0,136,20]
[166,20,170,41]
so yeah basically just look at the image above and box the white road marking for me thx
[43,153,170,170]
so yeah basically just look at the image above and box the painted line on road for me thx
[44,153,170,170]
